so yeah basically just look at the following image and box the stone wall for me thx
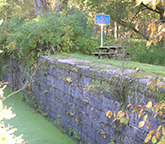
[1,56,164,144]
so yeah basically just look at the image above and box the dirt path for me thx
[3,89,76,144]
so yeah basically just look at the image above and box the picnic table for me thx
[92,46,130,59]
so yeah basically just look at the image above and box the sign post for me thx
[95,13,110,47]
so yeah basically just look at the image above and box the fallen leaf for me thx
[134,67,140,72]
[146,122,150,130]
[146,101,153,110]
[139,120,145,128]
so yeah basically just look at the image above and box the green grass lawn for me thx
[50,52,165,77]
[3,89,76,144]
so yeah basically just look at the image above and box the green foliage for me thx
[104,38,165,66]
[0,10,98,59]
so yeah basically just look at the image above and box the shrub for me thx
[0,10,98,59]
[104,38,165,66]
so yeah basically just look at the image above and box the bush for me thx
[0,10,99,59]
[104,38,165,66]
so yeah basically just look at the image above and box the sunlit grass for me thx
[50,52,165,77]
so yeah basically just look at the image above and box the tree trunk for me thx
[33,0,48,17]
[55,0,60,15]
[33,0,41,17]
[114,21,118,39]
[40,0,48,12]
[33,0,38,17]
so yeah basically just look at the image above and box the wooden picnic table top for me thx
[96,46,126,50]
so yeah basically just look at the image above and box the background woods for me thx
[0,0,164,144]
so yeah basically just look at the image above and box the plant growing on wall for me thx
[106,76,165,144]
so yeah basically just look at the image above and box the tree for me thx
[33,0,48,17]
[136,0,165,46]
[55,0,61,14]
[86,0,163,40]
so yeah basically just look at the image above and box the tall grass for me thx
[104,38,165,66]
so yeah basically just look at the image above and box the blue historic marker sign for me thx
[95,13,110,25]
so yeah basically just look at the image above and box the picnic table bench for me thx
[92,46,130,59]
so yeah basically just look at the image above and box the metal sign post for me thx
[95,13,110,47]
[101,25,103,47]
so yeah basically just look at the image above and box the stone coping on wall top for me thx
[40,55,165,90]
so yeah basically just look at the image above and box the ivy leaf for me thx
[144,114,148,121]
[146,122,151,130]
[149,130,156,135]
[120,118,129,124]
[146,81,152,87]
[117,111,125,119]
[127,104,132,108]
[138,112,143,118]
[163,127,165,136]
[156,130,160,138]
[152,136,157,144]
[146,101,152,110]
[139,120,145,128]
[105,111,113,119]
[144,134,151,143]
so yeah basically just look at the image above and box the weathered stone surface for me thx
[1,56,164,144]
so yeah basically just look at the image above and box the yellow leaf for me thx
[136,0,143,6]
[146,122,150,130]
[160,84,164,88]
[157,141,162,144]
[135,22,139,31]
[159,35,163,41]
[117,110,123,117]
[154,113,159,117]
[139,120,145,128]
[147,81,152,87]
[163,127,165,136]
[163,0,165,6]
[150,83,155,90]
[147,24,152,31]
[150,0,160,10]
[106,111,113,119]
[117,111,125,119]
[153,40,157,46]
[149,130,156,135]
[156,130,160,138]
[146,101,153,110]
[138,112,143,118]
[152,136,157,144]
[126,112,129,120]
[158,25,162,32]
[127,104,132,108]
[151,23,156,32]
[144,134,151,143]
[146,40,152,48]
[144,114,148,121]
[143,0,151,5]
[114,111,116,118]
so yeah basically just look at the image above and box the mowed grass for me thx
[3,89,76,144]
[50,53,165,77]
